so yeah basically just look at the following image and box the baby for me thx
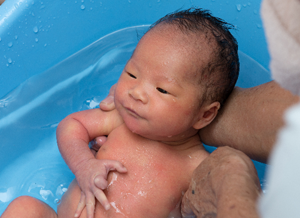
[1,8,239,218]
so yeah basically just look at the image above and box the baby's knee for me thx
[2,196,57,218]
[11,195,41,207]
[2,196,39,218]
[3,196,39,215]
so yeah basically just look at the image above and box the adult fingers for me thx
[100,84,116,111]
[94,136,107,147]
[90,136,108,155]
[181,193,196,218]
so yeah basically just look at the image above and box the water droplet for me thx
[54,199,61,204]
[128,0,131,3]
[44,43,47,47]
[257,24,262,29]
[15,35,18,40]
[99,1,102,6]
[0,37,1,41]
[40,5,45,9]
[7,58,12,64]
[81,0,84,2]
[236,4,242,11]
[248,2,251,6]
[81,4,85,10]
[243,3,247,7]
[253,9,258,14]
[35,38,39,42]
[33,26,39,33]
[8,42,13,48]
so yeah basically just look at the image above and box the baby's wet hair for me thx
[149,8,239,107]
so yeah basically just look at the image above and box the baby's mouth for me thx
[125,107,142,118]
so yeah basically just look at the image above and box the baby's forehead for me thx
[145,25,215,62]
[130,24,216,84]
[152,22,216,46]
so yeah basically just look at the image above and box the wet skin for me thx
[57,24,217,218]
[58,124,208,218]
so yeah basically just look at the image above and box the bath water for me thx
[0,25,270,214]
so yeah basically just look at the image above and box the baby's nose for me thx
[128,85,148,104]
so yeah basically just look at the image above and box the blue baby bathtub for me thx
[0,0,271,214]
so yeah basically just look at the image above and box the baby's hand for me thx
[74,158,127,218]
[99,84,116,111]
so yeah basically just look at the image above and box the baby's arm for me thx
[56,108,127,218]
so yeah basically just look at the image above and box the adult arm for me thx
[181,146,261,218]
[200,81,300,163]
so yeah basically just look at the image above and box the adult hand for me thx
[99,84,116,111]
[181,146,261,218]
[90,136,108,155]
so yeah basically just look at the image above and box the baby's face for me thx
[114,26,211,142]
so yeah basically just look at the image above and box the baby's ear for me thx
[193,102,220,130]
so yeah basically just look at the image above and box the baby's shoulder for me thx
[183,143,209,170]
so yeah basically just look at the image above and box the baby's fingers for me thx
[85,192,96,218]
[94,175,108,190]
[104,160,127,174]
[99,84,116,111]
[74,192,86,217]
[93,189,110,211]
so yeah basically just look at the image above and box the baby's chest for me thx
[95,125,191,217]
[96,125,185,176]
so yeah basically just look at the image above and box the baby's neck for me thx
[158,133,203,151]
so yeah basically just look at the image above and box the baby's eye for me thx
[156,87,169,94]
[127,72,136,79]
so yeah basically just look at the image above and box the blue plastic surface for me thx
[0,0,271,215]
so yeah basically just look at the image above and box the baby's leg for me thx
[1,196,57,218]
